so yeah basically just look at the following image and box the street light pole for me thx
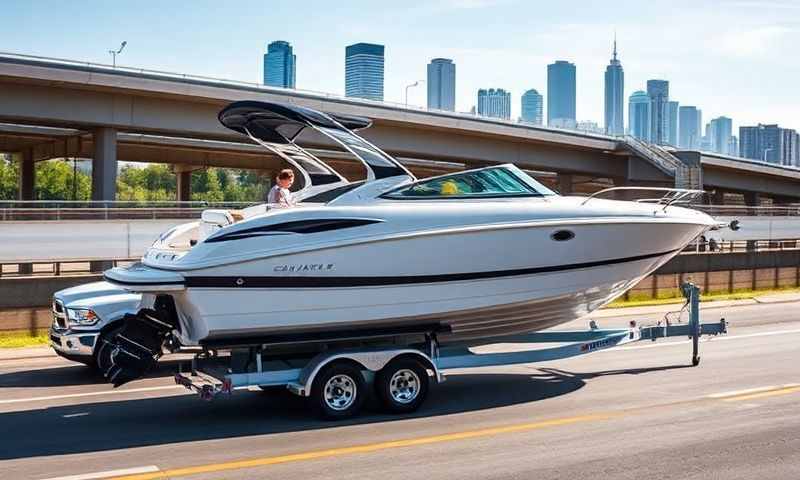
[763,147,773,162]
[404,80,424,106]
[108,41,127,68]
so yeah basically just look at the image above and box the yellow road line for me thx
[109,413,617,480]
[722,385,800,402]
[106,382,800,480]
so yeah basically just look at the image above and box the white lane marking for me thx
[603,328,800,352]
[62,412,90,418]
[0,385,185,405]
[707,383,800,399]
[40,465,159,480]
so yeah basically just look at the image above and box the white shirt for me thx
[268,185,295,208]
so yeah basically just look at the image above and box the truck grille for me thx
[52,299,68,330]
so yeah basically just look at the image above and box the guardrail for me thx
[684,238,799,254]
[0,201,257,221]
[0,259,137,277]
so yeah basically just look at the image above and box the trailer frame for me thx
[174,282,726,417]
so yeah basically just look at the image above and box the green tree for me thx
[0,155,19,200]
[191,168,224,203]
[35,160,91,200]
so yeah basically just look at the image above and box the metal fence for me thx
[0,200,257,221]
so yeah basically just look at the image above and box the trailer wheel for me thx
[94,326,123,375]
[310,362,366,420]
[375,357,429,414]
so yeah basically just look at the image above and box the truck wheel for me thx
[94,326,123,376]
[375,357,429,414]
[310,362,366,420]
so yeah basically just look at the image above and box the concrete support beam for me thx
[557,173,573,195]
[16,149,34,201]
[91,127,117,202]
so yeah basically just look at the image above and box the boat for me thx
[101,100,719,385]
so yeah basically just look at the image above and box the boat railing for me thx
[580,187,707,210]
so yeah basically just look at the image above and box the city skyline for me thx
[1,0,797,134]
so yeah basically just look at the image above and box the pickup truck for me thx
[50,281,141,370]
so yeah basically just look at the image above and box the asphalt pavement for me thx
[0,300,798,480]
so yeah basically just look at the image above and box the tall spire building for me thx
[604,36,624,136]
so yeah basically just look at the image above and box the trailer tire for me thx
[310,362,366,420]
[94,325,123,376]
[375,357,429,414]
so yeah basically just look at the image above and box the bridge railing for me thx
[0,200,257,221]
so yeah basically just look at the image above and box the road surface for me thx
[0,300,798,479]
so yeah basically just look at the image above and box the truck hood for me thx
[54,281,142,323]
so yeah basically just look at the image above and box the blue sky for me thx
[2,0,798,131]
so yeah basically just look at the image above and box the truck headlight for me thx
[66,308,99,326]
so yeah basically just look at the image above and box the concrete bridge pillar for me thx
[90,128,117,273]
[710,189,725,205]
[744,192,761,251]
[743,192,761,208]
[557,173,573,195]
[16,149,34,201]
[772,195,795,206]
[91,127,117,202]
[174,165,193,203]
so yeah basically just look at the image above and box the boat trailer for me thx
[175,282,727,419]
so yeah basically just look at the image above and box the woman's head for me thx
[277,169,294,188]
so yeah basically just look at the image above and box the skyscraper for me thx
[646,80,669,144]
[781,129,799,166]
[709,116,733,155]
[520,89,543,125]
[678,106,702,149]
[477,88,511,120]
[547,60,576,128]
[739,124,791,164]
[345,43,384,101]
[263,40,296,88]
[427,58,456,111]
[728,136,739,157]
[667,101,679,146]
[628,90,650,141]
[603,38,624,135]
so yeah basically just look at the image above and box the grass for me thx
[0,329,50,349]
[607,286,800,309]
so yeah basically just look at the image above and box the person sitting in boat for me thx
[267,169,297,208]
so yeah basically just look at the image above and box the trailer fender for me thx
[293,349,440,397]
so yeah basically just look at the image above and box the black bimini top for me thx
[218,101,413,181]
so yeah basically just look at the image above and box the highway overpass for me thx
[1,51,799,204]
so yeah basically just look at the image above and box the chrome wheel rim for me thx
[389,369,420,404]
[324,374,357,411]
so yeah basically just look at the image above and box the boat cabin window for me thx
[383,167,553,199]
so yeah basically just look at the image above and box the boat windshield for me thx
[383,167,555,199]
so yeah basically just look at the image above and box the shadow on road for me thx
[0,359,186,388]
[0,362,690,461]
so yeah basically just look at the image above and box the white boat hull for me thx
[160,220,705,345]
